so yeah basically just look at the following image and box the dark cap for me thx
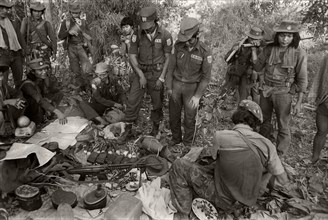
[177,17,200,42]
[30,2,45,11]
[246,27,264,40]
[0,0,14,8]
[28,58,49,70]
[139,6,157,30]
[69,3,81,13]
[273,20,300,33]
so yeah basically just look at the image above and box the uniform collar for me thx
[233,124,253,131]
[177,39,201,51]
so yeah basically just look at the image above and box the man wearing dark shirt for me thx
[58,3,92,89]
[166,17,212,147]
[0,0,26,88]
[118,6,173,143]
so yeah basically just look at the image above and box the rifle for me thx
[225,36,248,63]
[65,162,162,184]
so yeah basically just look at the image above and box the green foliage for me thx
[302,0,328,36]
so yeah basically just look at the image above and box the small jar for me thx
[15,185,42,211]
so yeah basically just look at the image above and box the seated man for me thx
[0,65,25,137]
[169,100,292,219]
[21,59,67,124]
[88,61,125,115]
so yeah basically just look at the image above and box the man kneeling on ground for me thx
[169,100,293,219]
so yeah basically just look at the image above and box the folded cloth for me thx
[0,18,21,51]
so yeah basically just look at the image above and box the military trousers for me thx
[259,92,292,155]
[124,70,163,124]
[169,80,198,145]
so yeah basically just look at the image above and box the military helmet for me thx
[239,99,263,123]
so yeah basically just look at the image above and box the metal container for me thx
[84,184,107,210]
[15,185,42,211]
[51,189,77,209]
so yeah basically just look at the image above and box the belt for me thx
[139,63,163,71]
[264,80,290,88]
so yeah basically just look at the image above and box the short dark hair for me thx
[272,32,301,48]
[231,108,261,130]
[121,17,134,28]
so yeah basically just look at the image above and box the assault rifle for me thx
[65,162,162,183]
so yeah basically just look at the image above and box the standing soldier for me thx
[58,3,92,89]
[224,27,264,104]
[254,20,308,156]
[118,6,173,143]
[166,17,212,147]
[20,2,57,64]
[0,0,26,88]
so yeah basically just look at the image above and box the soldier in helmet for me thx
[118,6,173,143]
[166,17,212,148]
[169,100,292,219]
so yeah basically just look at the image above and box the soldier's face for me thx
[0,6,9,19]
[71,12,80,19]
[31,10,43,19]
[278,32,293,48]
[122,25,132,36]
[35,68,47,79]
[186,37,197,47]
[144,23,156,34]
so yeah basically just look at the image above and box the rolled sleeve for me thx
[294,48,308,92]
[194,50,212,98]
[129,34,138,55]
[266,142,285,176]
[163,30,173,54]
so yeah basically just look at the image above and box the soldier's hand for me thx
[139,75,147,89]
[250,39,261,47]
[167,89,173,99]
[189,96,200,109]
[68,30,78,36]
[293,102,302,116]
[154,79,163,90]
[114,103,123,109]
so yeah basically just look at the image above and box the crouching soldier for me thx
[169,100,294,219]
[20,59,67,125]
[77,62,126,125]
[0,65,25,136]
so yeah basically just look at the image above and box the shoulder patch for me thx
[132,35,137,43]
[167,38,172,46]
[207,55,212,64]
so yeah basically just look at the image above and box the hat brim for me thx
[145,155,169,176]
[69,9,81,13]
[177,32,193,42]
[273,28,299,33]
[0,2,14,8]
[31,7,45,11]
[246,32,263,40]
[95,70,107,74]
[32,64,49,70]
[140,21,154,30]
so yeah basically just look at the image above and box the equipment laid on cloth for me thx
[15,121,36,138]
[83,184,107,210]
[192,198,219,220]
[51,188,78,209]
[15,185,43,211]
[105,193,142,220]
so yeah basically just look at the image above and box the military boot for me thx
[117,123,132,144]
[149,122,160,137]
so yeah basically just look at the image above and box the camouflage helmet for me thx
[239,99,263,123]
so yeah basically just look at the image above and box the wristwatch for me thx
[158,77,165,83]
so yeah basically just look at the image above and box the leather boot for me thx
[149,122,160,136]
[117,123,132,144]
